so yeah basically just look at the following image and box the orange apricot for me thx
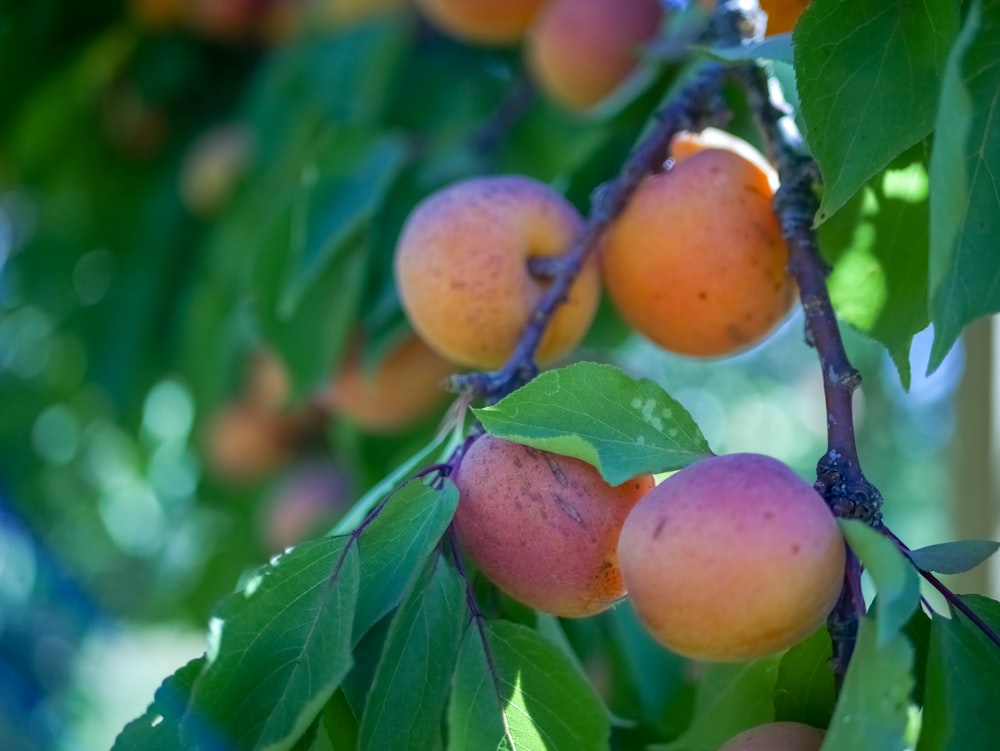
[525,0,664,110]
[618,453,845,661]
[760,0,810,35]
[719,721,825,751]
[320,333,456,433]
[453,435,655,617]
[394,175,599,369]
[415,0,546,45]
[601,145,795,357]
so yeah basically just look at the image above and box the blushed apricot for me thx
[601,146,795,357]
[525,0,663,110]
[320,333,456,433]
[415,0,546,45]
[669,128,777,190]
[618,453,845,661]
[719,721,825,751]
[394,175,599,369]
[453,435,655,617]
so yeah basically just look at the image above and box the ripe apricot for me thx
[394,175,599,369]
[601,146,795,357]
[415,0,546,45]
[452,435,655,617]
[320,333,456,433]
[669,128,777,189]
[202,402,300,482]
[618,453,845,661]
[760,0,810,35]
[525,0,663,110]
[718,721,825,751]
[259,462,354,552]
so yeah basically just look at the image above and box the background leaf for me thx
[817,146,931,387]
[917,595,1000,750]
[908,539,1000,575]
[928,0,1000,369]
[475,362,714,485]
[794,0,958,223]
[353,479,458,640]
[823,618,913,751]
[181,538,359,751]
[448,620,610,751]
[359,552,466,750]
[839,520,920,644]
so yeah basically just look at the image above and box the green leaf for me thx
[448,620,610,751]
[839,520,920,644]
[903,607,933,707]
[918,595,1000,750]
[699,34,794,66]
[772,626,836,730]
[794,0,959,223]
[320,691,359,751]
[823,617,913,751]
[928,0,1000,369]
[181,537,359,751]
[360,553,466,750]
[353,479,459,640]
[658,657,781,751]
[113,657,207,751]
[908,539,1000,575]
[818,147,931,387]
[474,362,714,486]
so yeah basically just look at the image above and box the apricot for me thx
[415,0,546,45]
[760,0,810,35]
[718,721,825,751]
[202,402,300,482]
[452,435,655,617]
[525,0,664,110]
[394,175,599,369]
[600,146,795,357]
[320,333,457,433]
[618,453,845,661]
[258,462,354,552]
[669,128,777,189]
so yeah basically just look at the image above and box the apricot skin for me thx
[601,148,795,358]
[718,721,825,751]
[452,435,655,618]
[394,175,599,369]
[321,333,456,433]
[618,453,845,661]
[415,0,546,45]
[526,0,663,110]
[761,0,810,35]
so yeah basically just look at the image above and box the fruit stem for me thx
[879,524,1000,652]
[452,61,731,403]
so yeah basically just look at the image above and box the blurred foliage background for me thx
[0,1,983,749]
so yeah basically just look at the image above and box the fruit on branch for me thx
[258,461,354,552]
[600,137,795,358]
[760,0,810,35]
[394,175,599,369]
[618,453,845,661]
[319,332,456,433]
[202,402,303,482]
[415,0,546,45]
[452,435,655,617]
[718,721,825,751]
[525,0,664,110]
[669,127,777,186]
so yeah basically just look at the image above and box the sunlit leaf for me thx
[360,553,466,750]
[658,657,781,751]
[794,0,958,223]
[918,595,1000,750]
[928,0,1000,369]
[181,538,359,751]
[823,617,913,751]
[448,620,609,751]
[475,362,714,486]
[839,520,920,645]
[352,479,458,639]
